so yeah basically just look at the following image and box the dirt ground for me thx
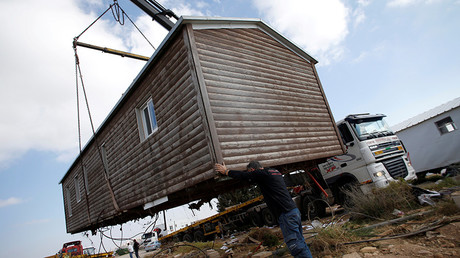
[140,210,459,258]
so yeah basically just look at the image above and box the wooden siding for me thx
[62,20,344,234]
[63,28,216,233]
[193,28,343,170]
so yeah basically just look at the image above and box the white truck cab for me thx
[319,114,417,203]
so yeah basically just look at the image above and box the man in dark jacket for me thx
[215,161,312,258]
[133,239,140,258]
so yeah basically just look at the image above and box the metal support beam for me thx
[130,0,177,31]
[74,41,149,61]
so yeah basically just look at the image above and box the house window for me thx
[66,186,72,217]
[435,116,457,135]
[101,143,109,173]
[137,98,158,141]
[83,166,90,195]
[74,175,81,203]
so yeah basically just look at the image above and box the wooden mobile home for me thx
[60,17,345,234]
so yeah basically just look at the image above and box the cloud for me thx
[0,0,164,169]
[387,0,442,7]
[0,197,23,208]
[161,0,205,17]
[253,0,350,65]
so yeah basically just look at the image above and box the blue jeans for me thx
[278,208,313,258]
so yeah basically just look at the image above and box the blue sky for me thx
[1,0,459,257]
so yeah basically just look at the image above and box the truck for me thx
[44,240,113,258]
[318,113,417,205]
[158,167,331,243]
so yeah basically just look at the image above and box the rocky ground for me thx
[136,182,460,258]
[138,211,459,258]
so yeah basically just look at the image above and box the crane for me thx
[130,0,178,31]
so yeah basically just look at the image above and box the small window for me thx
[338,123,354,144]
[101,143,109,173]
[66,186,72,217]
[83,166,90,195]
[74,175,81,203]
[137,98,158,140]
[435,116,457,135]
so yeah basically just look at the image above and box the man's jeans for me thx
[278,208,313,258]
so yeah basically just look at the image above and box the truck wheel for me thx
[173,235,180,242]
[193,231,205,242]
[182,233,193,242]
[249,211,263,227]
[262,208,276,226]
[302,197,326,220]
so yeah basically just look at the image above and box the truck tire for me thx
[173,235,180,242]
[193,230,205,242]
[262,208,276,226]
[249,211,263,227]
[302,197,326,220]
[182,233,193,242]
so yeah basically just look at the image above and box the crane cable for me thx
[74,0,155,50]
[73,0,159,213]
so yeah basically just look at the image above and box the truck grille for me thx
[382,157,408,179]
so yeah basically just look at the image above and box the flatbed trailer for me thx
[159,195,264,242]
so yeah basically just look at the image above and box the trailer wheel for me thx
[262,208,276,226]
[193,230,205,242]
[302,197,326,220]
[249,211,263,227]
[182,233,193,242]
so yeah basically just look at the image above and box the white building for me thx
[392,97,460,174]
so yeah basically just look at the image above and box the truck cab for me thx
[319,114,417,203]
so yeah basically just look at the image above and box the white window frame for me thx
[74,175,81,203]
[83,166,90,195]
[100,143,109,173]
[66,186,72,217]
[136,98,158,141]
[435,116,457,135]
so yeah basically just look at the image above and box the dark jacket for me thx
[228,167,296,219]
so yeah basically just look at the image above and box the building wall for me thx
[192,27,343,170]
[396,107,460,172]
[63,28,215,233]
[62,22,344,234]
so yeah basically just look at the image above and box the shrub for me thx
[310,223,358,253]
[115,248,129,255]
[344,180,419,220]
[248,227,281,247]
[435,199,460,216]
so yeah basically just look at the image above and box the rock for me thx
[252,251,272,258]
[434,254,444,258]
[342,252,362,258]
[360,246,377,253]
[206,249,220,258]
[418,250,433,255]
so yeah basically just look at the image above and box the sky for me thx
[0,0,459,257]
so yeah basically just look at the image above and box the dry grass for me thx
[309,223,359,254]
[344,180,420,220]
[248,227,282,247]
[435,199,460,216]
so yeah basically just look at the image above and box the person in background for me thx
[133,239,140,258]
[215,161,313,258]
[127,242,134,258]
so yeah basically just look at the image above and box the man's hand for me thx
[214,163,229,176]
